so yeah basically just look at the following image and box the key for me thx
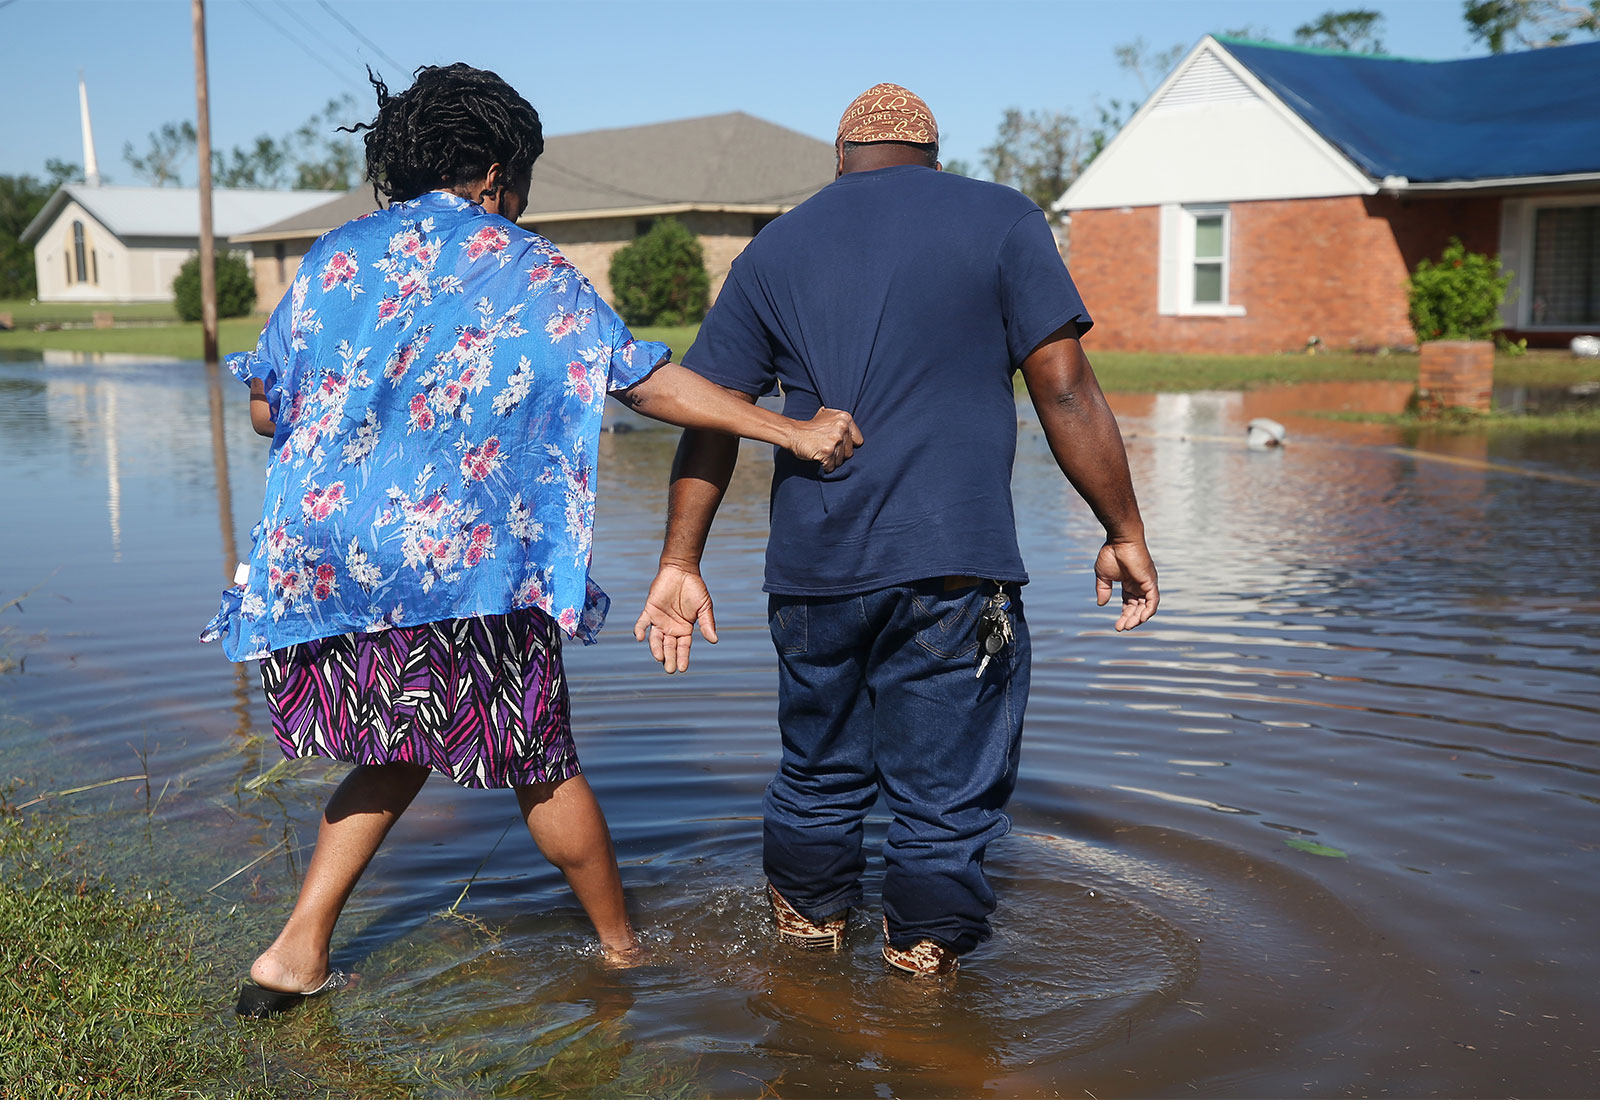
[975,586,1013,678]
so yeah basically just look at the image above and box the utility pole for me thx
[192,0,217,367]
[192,0,238,586]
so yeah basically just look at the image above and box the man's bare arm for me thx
[632,388,754,673]
[1020,323,1159,631]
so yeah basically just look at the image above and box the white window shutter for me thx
[1157,203,1182,316]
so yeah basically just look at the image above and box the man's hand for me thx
[633,563,719,674]
[785,408,863,473]
[1094,538,1160,631]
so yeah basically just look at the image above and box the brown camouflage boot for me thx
[881,917,959,976]
[768,883,846,950]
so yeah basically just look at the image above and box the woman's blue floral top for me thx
[203,190,667,661]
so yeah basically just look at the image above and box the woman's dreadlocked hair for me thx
[346,63,544,205]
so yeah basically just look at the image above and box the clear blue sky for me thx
[2,0,1483,184]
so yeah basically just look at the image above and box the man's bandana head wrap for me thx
[836,83,939,147]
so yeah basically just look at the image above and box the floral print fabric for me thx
[204,191,666,662]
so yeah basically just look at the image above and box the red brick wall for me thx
[1068,195,1502,355]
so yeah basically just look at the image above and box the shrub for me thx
[1407,237,1511,342]
[608,218,709,327]
[172,251,256,322]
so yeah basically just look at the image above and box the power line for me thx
[315,0,403,74]
[239,0,364,94]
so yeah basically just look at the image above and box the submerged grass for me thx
[0,760,706,1098]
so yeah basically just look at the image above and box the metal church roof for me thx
[20,185,343,244]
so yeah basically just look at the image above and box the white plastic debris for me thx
[1246,417,1287,449]
[1571,335,1600,358]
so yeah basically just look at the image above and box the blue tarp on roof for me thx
[1219,37,1600,183]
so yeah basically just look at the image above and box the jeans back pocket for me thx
[769,597,809,655]
[910,588,982,660]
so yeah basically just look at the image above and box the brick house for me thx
[233,111,835,312]
[1055,37,1600,354]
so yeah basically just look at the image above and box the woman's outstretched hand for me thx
[786,408,863,472]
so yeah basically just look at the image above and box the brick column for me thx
[1418,340,1494,413]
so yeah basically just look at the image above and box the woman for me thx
[205,63,860,1017]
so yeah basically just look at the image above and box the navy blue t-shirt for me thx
[683,164,1091,596]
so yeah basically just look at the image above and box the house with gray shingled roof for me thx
[233,111,836,311]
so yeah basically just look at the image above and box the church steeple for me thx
[79,71,101,187]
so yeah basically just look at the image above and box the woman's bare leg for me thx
[516,774,637,959]
[249,762,431,992]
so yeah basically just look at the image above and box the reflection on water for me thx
[1,360,1597,1096]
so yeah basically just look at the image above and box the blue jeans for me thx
[763,578,1030,955]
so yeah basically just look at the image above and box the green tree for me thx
[0,163,81,298]
[290,95,363,190]
[1463,0,1600,50]
[982,109,1087,214]
[608,218,709,327]
[1294,9,1388,52]
[124,121,197,187]
[213,135,290,189]
[172,251,257,322]
[127,97,363,191]
[1113,37,1186,93]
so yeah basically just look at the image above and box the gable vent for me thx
[1152,49,1259,111]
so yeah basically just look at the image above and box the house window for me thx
[64,247,73,285]
[91,250,98,284]
[1192,213,1225,304]
[753,214,778,235]
[73,221,89,284]
[634,218,655,238]
[1529,205,1599,327]
[1158,204,1245,317]
[274,242,286,283]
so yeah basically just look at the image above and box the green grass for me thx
[1309,405,1600,435]
[631,324,701,358]
[0,314,270,358]
[1081,349,1599,392]
[4,306,1597,397]
[0,297,181,325]
[0,793,282,1098]
[1084,350,1415,391]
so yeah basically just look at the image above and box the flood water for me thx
[2,353,1597,1097]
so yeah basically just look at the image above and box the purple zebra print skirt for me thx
[258,607,579,789]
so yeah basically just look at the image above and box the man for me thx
[633,84,1158,976]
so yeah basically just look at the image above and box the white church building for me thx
[23,184,340,303]
[20,76,338,304]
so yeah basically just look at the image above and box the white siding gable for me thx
[1152,49,1257,109]
[1059,38,1376,212]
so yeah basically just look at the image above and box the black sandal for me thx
[235,969,350,1018]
